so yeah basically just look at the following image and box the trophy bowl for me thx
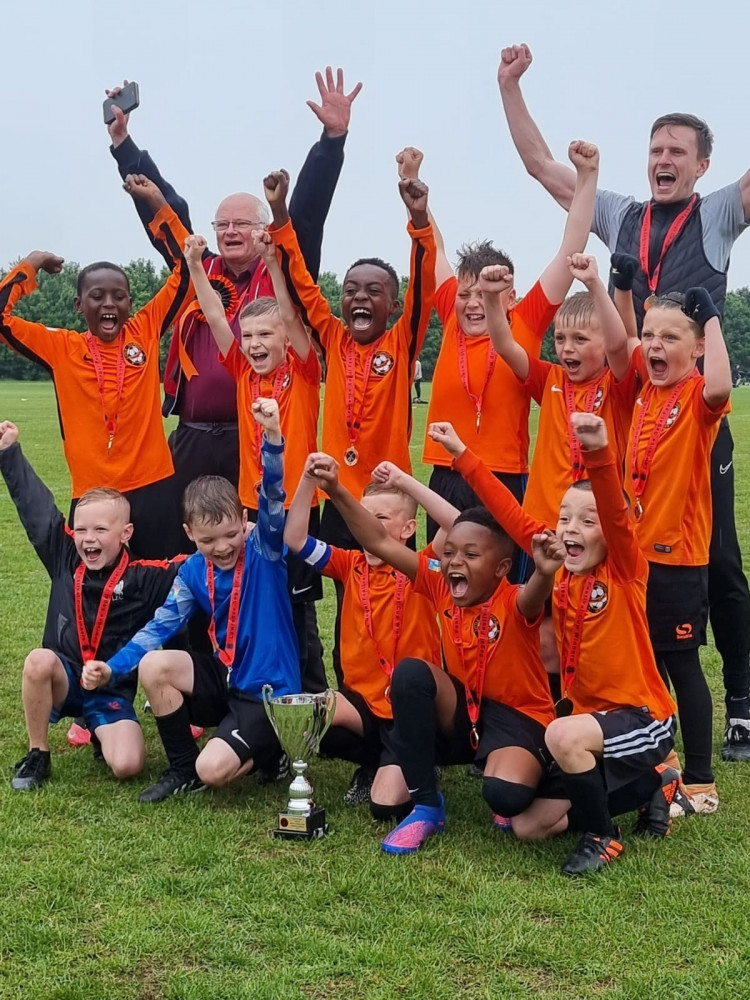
[262,686,336,839]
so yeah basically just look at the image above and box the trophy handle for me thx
[317,689,336,745]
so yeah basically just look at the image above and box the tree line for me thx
[3,261,750,380]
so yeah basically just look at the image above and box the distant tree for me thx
[723,287,750,372]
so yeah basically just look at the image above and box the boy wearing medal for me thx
[430,414,677,876]
[184,224,323,691]
[0,421,183,791]
[626,288,732,816]
[284,457,451,817]
[0,175,193,561]
[82,399,300,802]
[307,454,558,855]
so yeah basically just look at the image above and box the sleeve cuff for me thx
[407,220,434,239]
[147,203,178,235]
[581,444,614,469]
[319,129,347,151]
[110,135,140,165]
[262,436,285,454]
[269,218,295,243]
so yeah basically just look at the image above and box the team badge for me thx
[111,580,124,602]
[123,343,146,367]
[592,387,604,412]
[664,402,681,429]
[588,581,609,614]
[473,613,501,643]
[372,351,395,376]
[280,371,291,391]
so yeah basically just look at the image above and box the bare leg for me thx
[94,719,145,779]
[22,649,69,750]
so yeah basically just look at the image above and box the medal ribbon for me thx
[452,601,493,749]
[630,378,689,509]
[206,545,246,670]
[564,376,605,480]
[557,571,596,694]
[251,362,289,463]
[344,340,379,449]
[74,548,130,662]
[457,332,497,432]
[639,194,698,294]
[85,330,126,454]
[359,564,406,700]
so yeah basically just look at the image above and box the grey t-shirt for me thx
[592,182,748,273]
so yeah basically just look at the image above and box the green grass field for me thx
[1,381,749,1000]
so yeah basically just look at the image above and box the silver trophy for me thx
[262,686,336,839]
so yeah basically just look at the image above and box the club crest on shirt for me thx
[588,581,608,614]
[592,387,604,412]
[473,613,501,643]
[111,580,124,602]
[664,401,681,429]
[123,342,147,367]
[280,371,291,391]
[371,351,395,377]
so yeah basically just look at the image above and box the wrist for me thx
[111,131,129,148]
[272,205,290,227]
[324,125,347,139]
[410,211,429,230]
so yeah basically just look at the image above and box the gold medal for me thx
[634,498,643,521]
[644,293,657,311]
[344,446,359,467]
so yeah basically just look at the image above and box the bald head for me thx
[213,193,270,274]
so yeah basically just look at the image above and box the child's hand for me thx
[371,461,406,489]
[104,80,131,146]
[396,147,423,181]
[123,173,167,210]
[568,140,599,174]
[307,452,340,494]
[531,529,566,576]
[306,66,362,139]
[570,411,608,451]
[81,660,112,690]
[567,253,598,286]
[24,251,64,275]
[398,177,429,226]
[0,421,19,450]
[684,287,720,328]
[497,43,533,85]
[479,264,513,296]
[428,421,466,459]
[263,170,290,209]
[610,253,639,292]
[184,235,207,267]
[252,397,281,436]
[251,229,276,263]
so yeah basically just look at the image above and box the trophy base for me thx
[273,807,329,840]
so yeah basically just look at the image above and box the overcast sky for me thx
[3,0,749,297]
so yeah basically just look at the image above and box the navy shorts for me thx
[50,658,139,732]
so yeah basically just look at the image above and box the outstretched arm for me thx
[478,265,530,380]
[497,44,577,210]
[567,253,632,380]
[396,147,453,288]
[517,530,565,621]
[284,461,319,553]
[609,253,640,344]
[685,289,732,409]
[184,235,234,357]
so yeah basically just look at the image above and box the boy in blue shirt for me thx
[83,399,300,801]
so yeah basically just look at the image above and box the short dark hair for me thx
[555,291,597,328]
[647,291,703,338]
[456,240,514,282]
[77,262,130,297]
[650,113,714,160]
[240,296,280,322]
[452,506,514,559]
[182,475,243,526]
[345,257,400,299]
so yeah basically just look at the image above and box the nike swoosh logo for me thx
[720,462,733,475]
[231,729,250,749]
[551,385,563,393]
[291,585,313,596]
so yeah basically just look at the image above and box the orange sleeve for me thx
[320,545,355,583]
[434,276,457,325]
[290,341,322,385]
[0,264,71,366]
[128,205,196,345]
[270,218,345,353]
[453,448,542,552]
[582,444,644,582]
[220,338,249,382]
[412,550,444,602]
[522,354,553,404]
[693,378,731,425]
[392,221,437,358]
[511,280,558,351]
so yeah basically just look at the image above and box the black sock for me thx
[661,649,714,785]
[390,658,441,808]
[562,764,615,837]
[319,725,367,765]
[155,702,199,775]
[726,694,750,719]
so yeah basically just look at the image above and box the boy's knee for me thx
[390,658,437,702]
[481,776,536,818]
[23,648,60,683]
[107,748,145,780]
[196,753,237,788]
[544,718,577,759]
[139,651,174,689]
[511,812,548,842]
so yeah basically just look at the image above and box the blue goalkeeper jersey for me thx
[108,437,300,698]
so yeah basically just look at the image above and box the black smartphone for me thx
[103,81,139,125]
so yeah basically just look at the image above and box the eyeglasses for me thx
[211,220,267,233]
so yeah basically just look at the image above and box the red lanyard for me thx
[74,548,130,662]
[457,332,497,432]
[359,563,406,701]
[206,546,245,670]
[452,601,492,749]
[630,378,688,518]
[639,195,697,294]
[557,571,596,694]
[344,339,379,448]
[564,376,605,480]
[250,362,289,461]
[85,331,126,454]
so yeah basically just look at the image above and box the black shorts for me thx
[185,651,230,727]
[646,563,709,652]
[334,684,400,768]
[247,505,323,604]
[212,693,282,769]
[476,699,550,768]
